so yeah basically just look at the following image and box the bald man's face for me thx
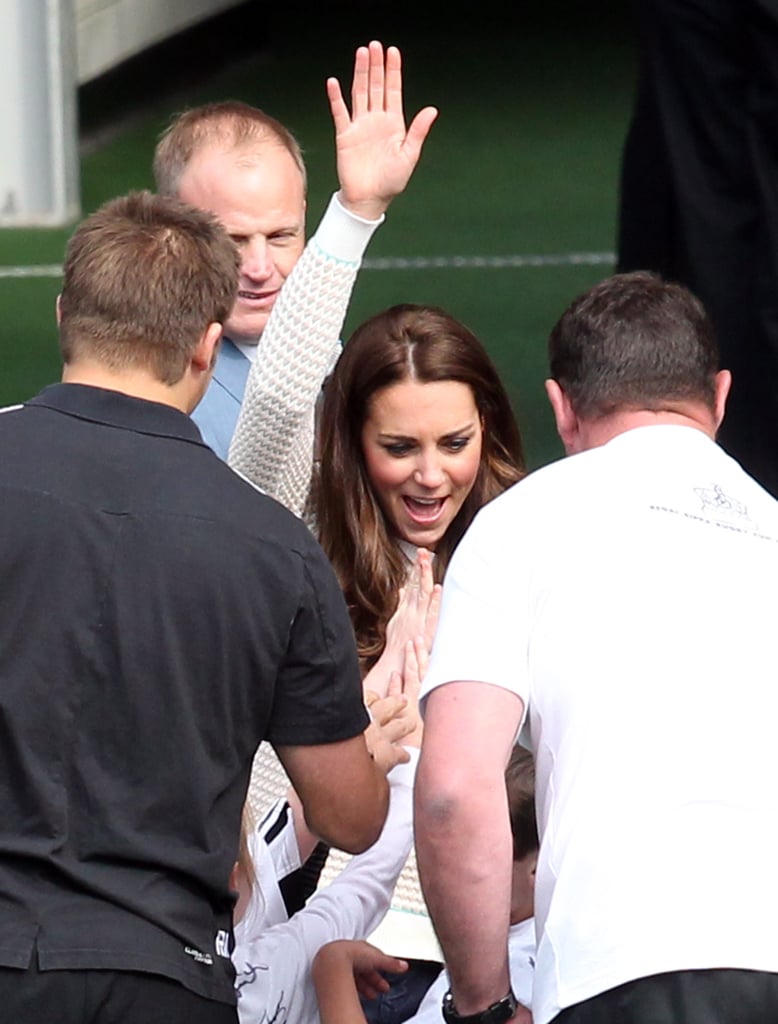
[178,142,306,345]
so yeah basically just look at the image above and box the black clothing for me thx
[0,383,367,1006]
[0,956,239,1024]
[554,968,778,1024]
[617,0,778,497]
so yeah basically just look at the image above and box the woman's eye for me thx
[383,443,413,457]
[445,436,470,453]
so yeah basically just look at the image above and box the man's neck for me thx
[574,406,719,453]
[61,362,195,413]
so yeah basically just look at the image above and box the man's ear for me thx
[192,322,223,374]
[55,294,62,326]
[545,379,580,454]
[526,850,538,886]
[712,369,731,432]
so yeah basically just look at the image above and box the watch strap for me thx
[441,986,519,1024]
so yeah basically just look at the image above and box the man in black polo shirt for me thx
[0,191,389,1023]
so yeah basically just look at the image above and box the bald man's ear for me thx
[713,369,731,432]
[545,379,581,455]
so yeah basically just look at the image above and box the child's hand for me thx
[313,939,408,1002]
[363,632,426,765]
[350,940,409,1001]
[363,690,411,774]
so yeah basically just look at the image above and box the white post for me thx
[0,0,79,226]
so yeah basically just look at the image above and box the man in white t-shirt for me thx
[415,271,778,1024]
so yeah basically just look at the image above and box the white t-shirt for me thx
[409,917,535,1023]
[233,752,417,1024]
[422,426,778,1024]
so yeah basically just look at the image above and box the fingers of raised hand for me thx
[406,554,423,591]
[413,547,434,595]
[350,41,389,116]
[424,583,442,650]
[409,636,429,687]
[350,44,370,117]
[367,39,386,112]
[402,639,421,695]
[404,105,439,158]
[384,44,403,114]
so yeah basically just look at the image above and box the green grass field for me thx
[0,0,638,470]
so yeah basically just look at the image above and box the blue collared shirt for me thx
[191,338,250,459]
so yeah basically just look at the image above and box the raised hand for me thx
[327,40,438,220]
[397,637,425,749]
[385,547,441,657]
[363,548,442,699]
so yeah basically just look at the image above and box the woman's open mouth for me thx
[402,495,447,524]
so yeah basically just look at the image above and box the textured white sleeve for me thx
[227,193,383,518]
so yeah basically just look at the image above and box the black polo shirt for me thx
[0,383,367,1004]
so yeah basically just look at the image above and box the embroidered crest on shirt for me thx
[693,483,752,525]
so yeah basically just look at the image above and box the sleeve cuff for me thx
[388,745,420,787]
[312,192,385,263]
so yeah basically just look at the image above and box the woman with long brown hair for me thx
[231,302,526,1024]
[311,303,525,1021]
[316,302,526,677]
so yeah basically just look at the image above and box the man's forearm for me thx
[415,681,524,1015]
[276,734,389,855]
[415,764,514,1013]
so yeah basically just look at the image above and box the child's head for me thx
[505,744,538,925]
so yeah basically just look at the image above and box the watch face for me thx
[442,990,457,1024]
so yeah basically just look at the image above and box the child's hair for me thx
[237,803,257,892]
[505,745,538,861]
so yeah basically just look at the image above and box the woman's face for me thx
[361,379,484,550]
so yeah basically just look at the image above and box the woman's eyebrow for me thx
[440,420,478,437]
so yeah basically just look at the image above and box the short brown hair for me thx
[58,190,240,384]
[315,303,526,667]
[506,745,538,862]
[153,100,306,196]
[548,271,720,419]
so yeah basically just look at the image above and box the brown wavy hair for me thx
[315,304,526,668]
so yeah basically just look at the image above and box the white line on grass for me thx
[0,252,616,281]
[0,265,64,279]
[363,252,616,270]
